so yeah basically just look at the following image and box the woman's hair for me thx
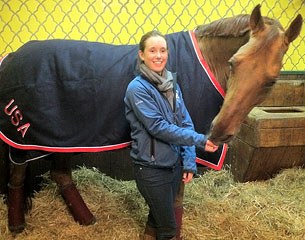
[138,30,167,52]
[136,30,167,71]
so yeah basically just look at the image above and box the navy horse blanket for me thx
[0,31,227,169]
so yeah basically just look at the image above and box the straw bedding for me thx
[1,166,305,239]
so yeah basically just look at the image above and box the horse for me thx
[0,4,302,235]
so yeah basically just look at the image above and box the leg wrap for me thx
[174,183,185,240]
[7,184,25,233]
[174,206,183,240]
[60,183,96,225]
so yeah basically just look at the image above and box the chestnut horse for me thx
[0,4,302,235]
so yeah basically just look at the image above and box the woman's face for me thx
[139,36,168,74]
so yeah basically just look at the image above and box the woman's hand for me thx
[204,139,219,152]
[182,172,194,184]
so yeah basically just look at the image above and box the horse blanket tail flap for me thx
[0,32,227,169]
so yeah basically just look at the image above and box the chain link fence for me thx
[0,0,304,71]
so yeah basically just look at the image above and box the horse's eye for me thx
[228,60,234,72]
[265,79,276,88]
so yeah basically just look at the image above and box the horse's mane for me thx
[195,14,282,38]
[194,13,283,91]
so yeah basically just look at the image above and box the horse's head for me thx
[209,4,303,145]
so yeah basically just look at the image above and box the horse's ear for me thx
[249,4,265,33]
[285,14,303,43]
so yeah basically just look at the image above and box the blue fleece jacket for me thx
[124,75,207,173]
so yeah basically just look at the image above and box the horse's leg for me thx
[49,154,96,225]
[174,182,185,240]
[7,162,27,233]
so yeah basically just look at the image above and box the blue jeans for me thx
[134,161,182,240]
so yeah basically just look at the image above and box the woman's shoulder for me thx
[128,75,152,90]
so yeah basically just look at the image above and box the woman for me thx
[124,30,218,240]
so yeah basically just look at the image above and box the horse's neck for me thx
[196,35,249,91]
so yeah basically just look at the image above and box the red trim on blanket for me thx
[0,55,8,65]
[196,143,228,170]
[0,131,131,152]
[189,31,226,98]
[189,30,227,170]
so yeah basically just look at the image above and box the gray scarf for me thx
[139,63,174,109]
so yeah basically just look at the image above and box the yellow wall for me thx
[0,0,304,71]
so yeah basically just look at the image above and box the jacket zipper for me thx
[148,74,177,162]
[150,137,155,161]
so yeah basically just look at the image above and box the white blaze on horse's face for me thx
[209,5,303,145]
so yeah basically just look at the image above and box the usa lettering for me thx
[4,99,30,138]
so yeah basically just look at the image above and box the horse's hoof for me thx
[8,223,25,234]
[80,215,96,226]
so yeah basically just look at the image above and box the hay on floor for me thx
[0,166,305,239]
